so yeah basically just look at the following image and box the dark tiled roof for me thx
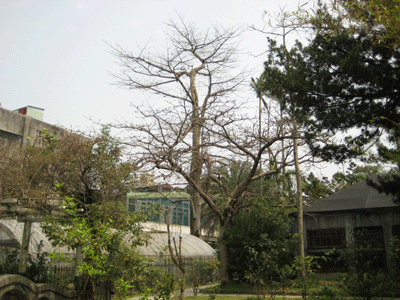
[304,179,398,213]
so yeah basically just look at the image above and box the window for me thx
[0,129,22,143]
[308,228,346,250]
[351,226,386,270]
[128,198,136,213]
[312,251,346,273]
[354,226,385,248]
[127,197,190,226]
[392,225,400,238]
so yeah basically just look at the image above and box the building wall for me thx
[14,106,44,121]
[0,107,68,148]
[302,209,400,271]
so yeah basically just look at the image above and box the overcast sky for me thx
[0,0,315,131]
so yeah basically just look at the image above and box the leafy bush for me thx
[337,234,400,300]
[153,273,176,300]
[0,247,20,275]
[341,272,400,300]
[25,241,52,283]
[188,257,219,296]
[0,241,52,283]
[225,205,296,282]
[308,285,345,300]
[390,237,400,281]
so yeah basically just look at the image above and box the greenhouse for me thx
[0,219,73,259]
[0,219,216,263]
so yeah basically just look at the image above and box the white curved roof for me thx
[0,220,216,259]
[0,219,73,256]
[136,232,216,258]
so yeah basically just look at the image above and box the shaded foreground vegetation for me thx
[197,272,400,300]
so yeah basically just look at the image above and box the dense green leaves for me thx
[225,204,296,281]
[260,2,400,162]
[302,173,332,203]
[258,0,400,203]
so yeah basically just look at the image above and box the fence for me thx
[150,255,218,286]
[0,252,217,299]
[47,255,218,299]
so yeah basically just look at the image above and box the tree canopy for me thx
[257,0,400,204]
[0,128,149,299]
[109,17,246,239]
[261,19,400,160]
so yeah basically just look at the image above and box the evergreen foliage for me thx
[225,203,296,282]
[259,0,400,200]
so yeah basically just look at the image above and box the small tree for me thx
[0,128,150,300]
[339,229,389,300]
[42,129,150,300]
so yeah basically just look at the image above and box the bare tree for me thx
[109,16,245,238]
[112,99,312,285]
[110,18,318,285]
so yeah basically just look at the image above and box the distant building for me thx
[14,105,44,121]
[295,179,400,273]
[127,188,190,227]
[0,105,68,148]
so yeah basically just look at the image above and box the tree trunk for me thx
[189,75,202,237]
[218,228,230,287]
[190,190,201,237]
[189,119,202,237]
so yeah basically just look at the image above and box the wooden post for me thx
[18,220,32,274]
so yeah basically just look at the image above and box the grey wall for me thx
[0,107,68,148]
[302,209,400,270]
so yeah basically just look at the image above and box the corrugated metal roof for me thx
[304,179,398,213]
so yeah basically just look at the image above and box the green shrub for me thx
[390,237,400,281]
[1,247,20,275]
[25,241,51,283]
[188,257,219,296]
[0,241,52,283]
[153,273,176,300]
[308,285,345,300]
[226,206,296,282]
[340,272,393,300]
